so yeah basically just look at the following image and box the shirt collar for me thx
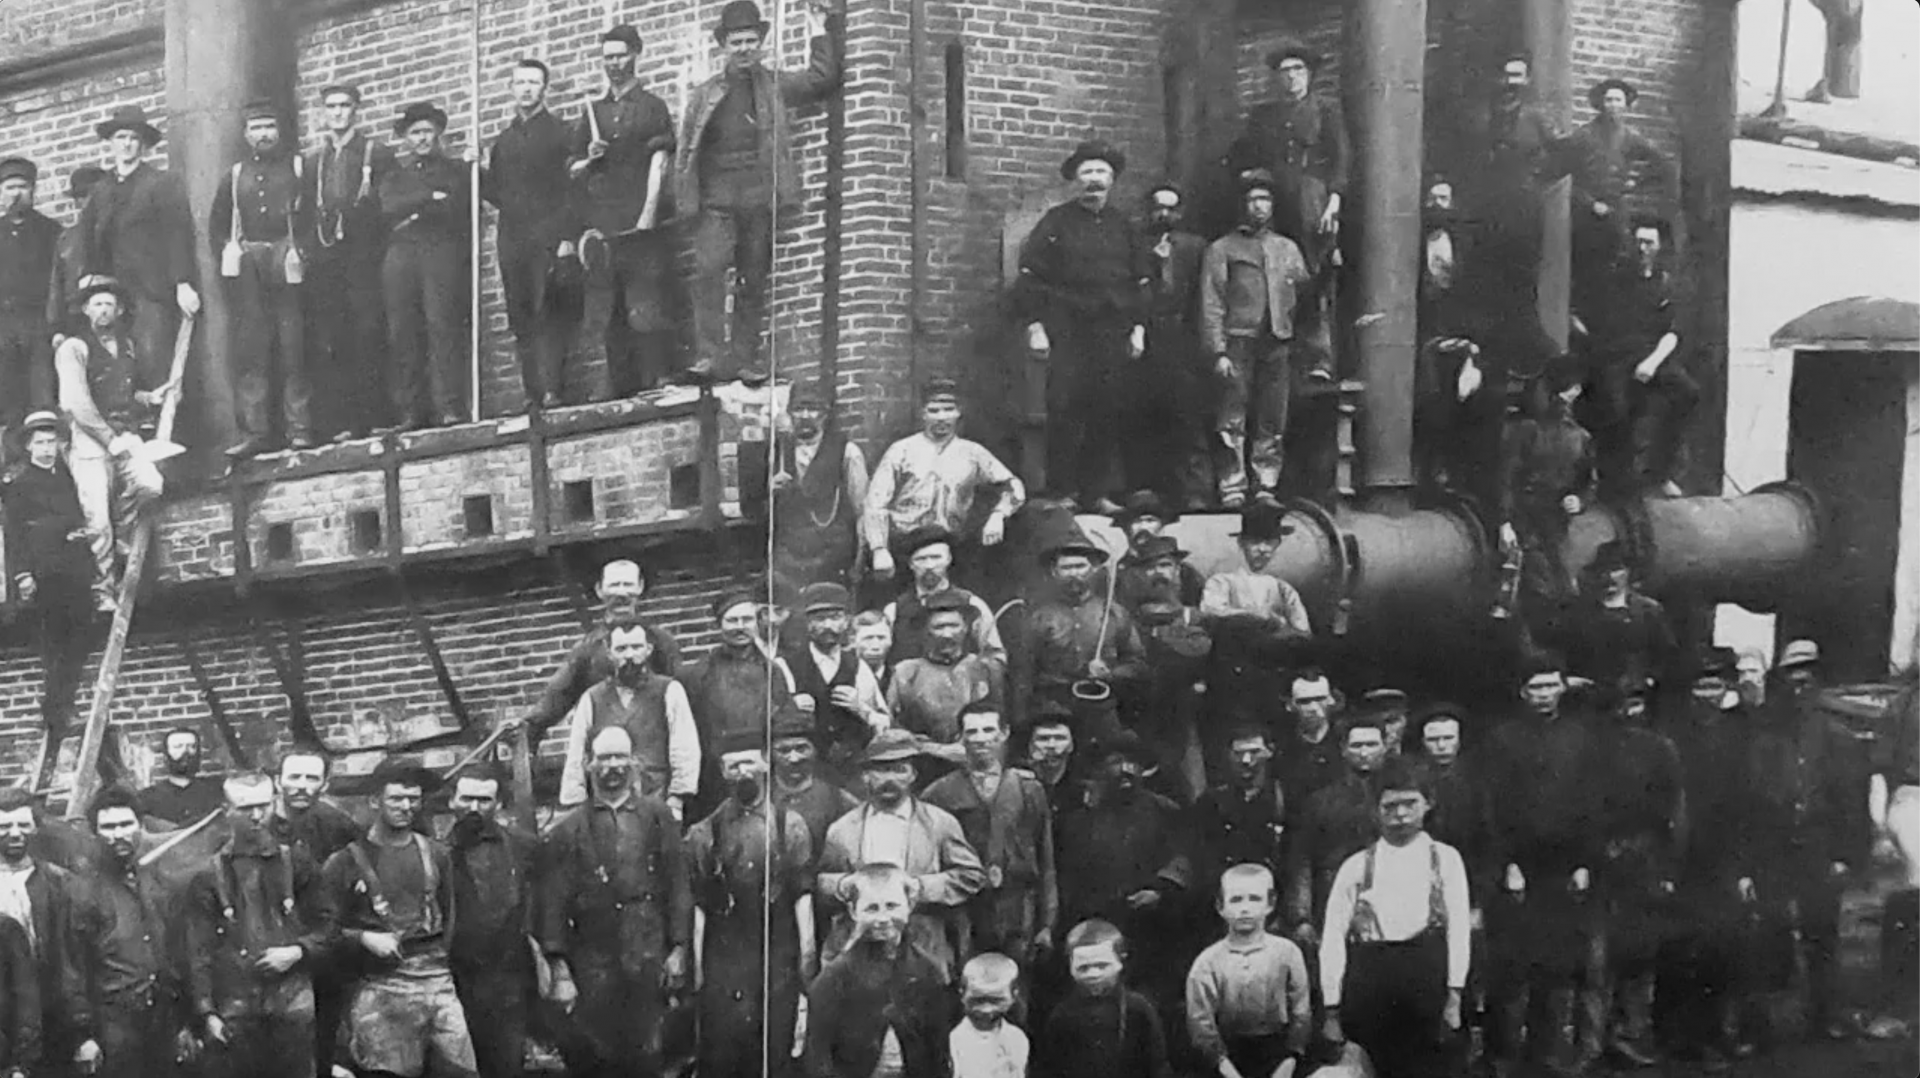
[868,798,915,821]
[594,791,639,813]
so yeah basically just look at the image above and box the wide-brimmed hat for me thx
[1112,489,1180,528]
[862,727,920,765]
[1038,520,1109,567]
[1265,40,1320,71]
[1132,534,1189,563]
[713,0,771,42]
[1060,139,1125,181]
[1231,503,1292,541]
[393,101,449,135]
[95,105,162,145]
[1587,78,1638,110]
[72,275,134,310]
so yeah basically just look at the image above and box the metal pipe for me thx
[1345,0,1426,499]
[907,0,929,407]
[1565,483,1821,610]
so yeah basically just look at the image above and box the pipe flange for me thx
[1750,479,1825,540]
[1426,487,1497,589]
[1284,497,1352,636]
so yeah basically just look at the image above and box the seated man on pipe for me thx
[53,276,168,614]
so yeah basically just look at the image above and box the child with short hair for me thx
[1035,920,1173,1078]
[950,953,1029,1078]
[1186,864,1313,1078]
[806,865,957,1078]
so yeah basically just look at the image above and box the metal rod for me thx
[138,807,227,865]
[1768,0,1795,116]
[469,0,483,421]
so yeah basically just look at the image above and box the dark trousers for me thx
[305,241,388,437]
[1343,931,1456,1078]
[1223,1032,1294,1078]
[128,290,180,390]
[559,961,665,1078]
[229,244,311,442]
[383,236,467,424]
[32,571,90,732]
[1486,888,1607,1064]
[1655,916,1740,1054]
[0,307,54,429]
[1043,314,1129,503]
[1755,866,1845,1025]
[1128,321,1205,504]
[204,1010,317,1078]
[1587,355,1700,492]
[312,972,349,1078]
[584,231,677,395]
[453,962,529,1078]
[691,204,774,378]
[498,236,574,407]
[97,989,176,1078]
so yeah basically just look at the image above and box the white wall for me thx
[1718,200,1920,670]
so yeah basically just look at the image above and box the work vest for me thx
[585,676,674,797]
[84,331,139,431]
[788,647,865,752]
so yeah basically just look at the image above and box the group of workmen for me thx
[0,0,841,463]
[0,537,1905,1078]
[1014,47,1691,522]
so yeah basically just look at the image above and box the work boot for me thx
[224,436,271,459]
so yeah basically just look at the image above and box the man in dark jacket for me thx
[2,411,94,737]
[378,101,471,432]
[678,0,843,383]
[48,165,107,342]
[514,558,684,742]
[1014,140,1150,513]
[1285,714,1386,954]
[186,773,325,1078]
[1565,540,1679,693]
[1469,54,1557,323]
[304,83,393,441]
[210,99,313,458]
[446,771,537,1078]
[1496,363,1594,628]
[0,787,86,1070]
[537,725,691,1078]
[1134,183,1209,502]
[570,26,679,395]
[484,58,579,410]
[0,158,60,432]
[75,105,201,390]
[683,592,798,813]
[267,748,358,1078]
[1547,78,1674,320]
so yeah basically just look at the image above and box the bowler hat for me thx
[0,157,36,185]
[862,727,920,765]
[713,0,771,42]
[1589,540,1630,574]
[1231,502,1292,541]
[1777,638,1821,671]
[602,23,644,52]
[1587,78,1638,110]
[1265,40,1320,71]
[1060,139,1125,181]
[1693,645,1738,681]
[1112,489,1179,528]
[393,101,449,135]
[20,411,63,437]
[95,105,162,145]
[799,581,851,615]
[1132,534,1189,563]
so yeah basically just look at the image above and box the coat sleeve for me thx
[208,168,236,255]
[2,916,40,1069]
[1323,100,1352,198]
[803,962,848,1078]
[658,803,695,950]
[1199,240,1229,357]
[779,15,846,106]
[1035,784,1059,938]
[916,811,986,907]
[160,171,199,289]
[666,680,702,799]
[1010,210,1064,324]
[533,824,573,960]
[183,870,219,1019]
[526,632,601,741]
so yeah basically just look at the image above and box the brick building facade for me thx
[0,0,1733,785]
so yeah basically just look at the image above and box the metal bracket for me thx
[393,567,473,731]
[178,628,253,769]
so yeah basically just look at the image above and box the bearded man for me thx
[557,612,700,817]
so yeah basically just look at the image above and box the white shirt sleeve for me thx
[665,680,701,799]
[557,692,596,807]
[854,658,891,730]
[1199,573,1236,620]
[1319,850,1365,1006]
[1441,841,1472,990]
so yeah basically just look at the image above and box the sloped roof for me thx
[1735,138,1920,211]
[1771,296,1920,351]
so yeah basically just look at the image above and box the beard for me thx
[450,812,489,847]
[732,776,763,805]
[616,660,649,687]
[166,752,201,778]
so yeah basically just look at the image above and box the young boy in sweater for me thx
[1186,864,1313,1078]
[806,865,957,1078]
[1035,919,1173,1078]
[950,952,1029,1078]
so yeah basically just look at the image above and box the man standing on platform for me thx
[769,383,869,591]
[570,26,679,397]
[0,158,60,432]
[1134,182,1208,502]
[3,411,94,738]
[378,101,470,432]
[211,99,313,459]
[866,379,1025,585]
[1551,78,1675,321]
[1473,54,1556,321]
[678,0,843,384]
[305,83,392,442]
[1014,139,1150,514]
[484,58,578,411]
[76,104,201,394]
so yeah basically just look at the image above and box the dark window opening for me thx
[265,522,295,563]
[563,480,596,525]
[669,464,701,510]
[944,43,968,179]
[462,494,495,538]
[350,509,384,554]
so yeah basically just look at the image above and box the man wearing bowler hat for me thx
[305,82,394,441]
[1547,78,1675,318]
[378,101,471,432]
[570,26,680,396]
[677,0,844,384]
[2,410,94,737]
[212,98,314,458]
[1108,490,1205,611]
[76,104,201,394]
[54,275,167,612]
[1013,138,1151,514]
[0,158,60,435]
[484,57,579,411]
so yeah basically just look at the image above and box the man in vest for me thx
[570,25,679,395]
[768,382,869,591]
[0,157,60,434]
[882,525,1006,671]
[483,58,579,411]
[683,592,799,813]
[317,759,477,1078]
[52,276,165,612]
[557,611,701,818]
[786,581,889,781]
[304,83,393,441]
[677,0,843,383]
[512,557,683,743]
[212,98,313,458]
[3,410,94,737]
[75,104,201,393]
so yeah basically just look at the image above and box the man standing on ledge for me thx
[485,58,578,411]
[305,83,393,442]
[378,101,470,433]
[1013,139,1149,514]
[677,0,844,384]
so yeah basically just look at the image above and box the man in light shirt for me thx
[557,611,701,817]
[865,377,1024,583]
[1201,502,1312,710]
[1320,755,1470,1078]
